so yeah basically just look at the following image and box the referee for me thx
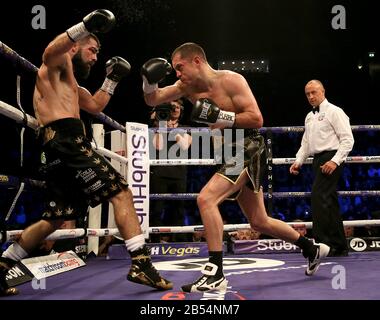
[290,80,354,257]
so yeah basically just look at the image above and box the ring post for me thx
[108,130,127,229]
[87,124,105,255]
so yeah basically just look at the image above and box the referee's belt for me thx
[313,150,337,158]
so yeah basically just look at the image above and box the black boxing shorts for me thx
[38,118,128,220]
[216,129,267,196]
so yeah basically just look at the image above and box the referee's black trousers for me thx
[311,150,348,252]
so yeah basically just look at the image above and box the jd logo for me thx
[350,238,367,251]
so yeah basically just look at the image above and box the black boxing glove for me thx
[66,9,115,42]
[101,56,131,95]
[141,58,172,94]
[191,98,235,127]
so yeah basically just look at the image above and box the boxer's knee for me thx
[250,215,270,234]
[111,188,132,203]
[197,190,215,212]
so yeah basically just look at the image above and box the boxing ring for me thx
[1,41,380,301]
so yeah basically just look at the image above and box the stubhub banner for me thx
[232,237,380,254]
[107,242,228,260]
[232,239,301,254]
[126,122,150,239]
[148,243,212,257]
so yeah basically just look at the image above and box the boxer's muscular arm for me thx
[144,80,184,107]
[43,9,116,69]
[78,87,111,114]
[79,57,131,113]
[192,74,263,129]
[42,33,74,69]
[226,73,263,128]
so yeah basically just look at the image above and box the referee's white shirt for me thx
[295,98,354,166]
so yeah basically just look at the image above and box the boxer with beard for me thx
[0,9,172,296]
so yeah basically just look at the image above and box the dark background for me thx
[0,0,379,176]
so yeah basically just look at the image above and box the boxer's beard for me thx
[72,51,91,80]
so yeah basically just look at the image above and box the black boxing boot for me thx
[305,243,330,276]
[0,257,19,296]
[127,245,173,290]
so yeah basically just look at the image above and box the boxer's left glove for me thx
[191,98,235,127]
[101,57,131,95]
[66,9,115,42]
[141,58,172,94]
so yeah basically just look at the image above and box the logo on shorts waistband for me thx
[43,127,56,144]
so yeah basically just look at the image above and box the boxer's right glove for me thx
[191,98,235,127]
[66,9,115,42]
[141,58,172,94]
[101,56,131,95]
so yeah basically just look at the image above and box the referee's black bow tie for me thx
[312,106,320,114]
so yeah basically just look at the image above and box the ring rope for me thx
[2,176,379,199]
[3,219,380,242]
[273,156,380,165]
[0,100,38,129]
[150,159,216,166]
[258,125,380,133]
[152,125,380,133]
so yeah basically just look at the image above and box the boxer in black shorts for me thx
[39,118,129,220]
[141,42,330,293]
[216,128,266,196]
[0,9,172,296]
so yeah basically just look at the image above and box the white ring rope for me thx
[272,190,380,198]
[3,219,380,242]
[257,125,380,133]
[150,159,216,166]
[90,142,128,164]
[152,125,380,133]
[148,219,380,233]
[3,178,379,199]
[0,100,38,130]
[88,145,216,166]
